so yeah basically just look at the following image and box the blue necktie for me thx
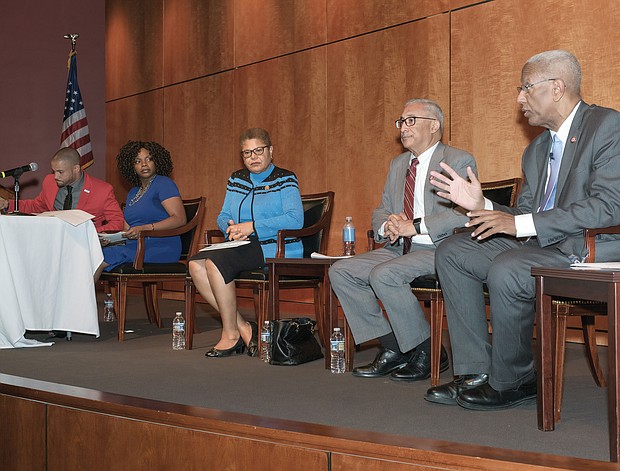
[540,135,563,211]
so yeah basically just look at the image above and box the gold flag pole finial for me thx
[63,33,79,52]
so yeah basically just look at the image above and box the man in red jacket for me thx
[0,147,123,232]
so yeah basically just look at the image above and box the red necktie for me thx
[403,157,418,254]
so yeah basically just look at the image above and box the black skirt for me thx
[188,236,265,284]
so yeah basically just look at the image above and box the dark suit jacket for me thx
[495,102,620,259]
[372,142,477,251]
[8,172,124,232]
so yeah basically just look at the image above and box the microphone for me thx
[0,162,38,178]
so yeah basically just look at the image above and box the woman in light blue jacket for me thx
[189,128,303,358]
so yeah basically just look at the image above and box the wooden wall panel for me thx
[105,90,164,202]
[234,47,328,198]
[450,0,620,182]
[326,16,451,253]
[163,0,234,85]
[234,0,327,66]
[327,0,475,42]
[0,394,46,470]
[163,72,236,229]
[105,0,163,100]
[46,405,328,471]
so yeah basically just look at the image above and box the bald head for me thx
[51,147,82,188]
[52,147,81,166]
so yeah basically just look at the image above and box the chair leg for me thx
[313,283,327,349]
[149,283,163,328]
[143,283,157,325]
[581,315,607,388]
[554,311,567,423]
[117,279,128,341]
[184,278,196,350]
[430,297,444,387]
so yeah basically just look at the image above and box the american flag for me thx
[61,50,94,169]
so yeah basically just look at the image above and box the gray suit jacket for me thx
[372,142,477,251]
[496,102,620,259]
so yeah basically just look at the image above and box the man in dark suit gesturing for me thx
[329,98,477,381]
[426,50,620,410]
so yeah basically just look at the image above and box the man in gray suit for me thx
[426,50,620,410]
[329,98,477,381]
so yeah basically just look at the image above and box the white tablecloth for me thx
[0,215,103,348]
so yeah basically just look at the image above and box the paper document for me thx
[37,209,94,226]
[570,262,620,271]
[310,252,353,260]
[199,240,251,251]
[98,232,128,244]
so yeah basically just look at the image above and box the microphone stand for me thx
[7,169,32,216]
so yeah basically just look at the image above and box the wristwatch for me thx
[413,218,421,234]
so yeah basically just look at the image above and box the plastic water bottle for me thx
[172,312,185,350]
[343,216,355,256]
[330,327,345,374]
[103,293,115,322]
[260,321,271,363]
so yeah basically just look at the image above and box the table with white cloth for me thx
[0,215,103,348]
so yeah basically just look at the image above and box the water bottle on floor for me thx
[330,327,345,374]
[172,312,185,350]
[103,293,115,322]
[343,216,355,256]
[260,321,271,363]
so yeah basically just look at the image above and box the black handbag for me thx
[269,317,324,366]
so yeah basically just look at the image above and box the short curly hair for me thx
[116,141,174,186]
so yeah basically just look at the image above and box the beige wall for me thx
[105,0,620,254]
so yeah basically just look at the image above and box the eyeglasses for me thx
[240,145,269,159]
[516,78,557,94]
[395,116,436,129]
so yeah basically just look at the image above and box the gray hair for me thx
[524,50,582,96]
[404,98,444,135]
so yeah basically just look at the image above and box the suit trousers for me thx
[435,231,575,390]
[329,243,435,353]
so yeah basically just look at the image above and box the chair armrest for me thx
[275,210,332,258]
[205,229,225,244]
[584,225,620,262]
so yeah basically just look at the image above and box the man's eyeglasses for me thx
[240,145,269,159]
[395,116,436,129]
[516,78,557,94]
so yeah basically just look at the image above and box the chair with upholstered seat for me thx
[100,196,206,341]
[184,191,334,349]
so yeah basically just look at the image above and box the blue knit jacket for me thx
[217,165,304,259]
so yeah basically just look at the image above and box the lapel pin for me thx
[570,137,577,143]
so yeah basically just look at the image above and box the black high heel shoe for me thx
[246,321,259,357]
[205,337,245,358]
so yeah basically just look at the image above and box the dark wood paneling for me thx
[234,47,328,197]
[450,0,620,182]
[106,0,164,100]
[47,406,328,471]
[234,0,327,66]
[0,394,46,470]
[163,72,235,229]
[327,0,475,42]
[163,0,234,85]
[326,16,451,253]
[105,90,164,203]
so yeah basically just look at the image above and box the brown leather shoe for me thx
[424,374,489,405]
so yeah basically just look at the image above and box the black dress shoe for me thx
[424,373,489,405]
[45,331,68,341]
[456,378,537,410]
[246,321,258,357]
[352,347,411,378]
[390,346,449,382]
[205,337,245,358]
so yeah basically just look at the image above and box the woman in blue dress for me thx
[97,141,186,275]
[189,128,303,358]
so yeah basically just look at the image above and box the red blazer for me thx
[9,172,124,232]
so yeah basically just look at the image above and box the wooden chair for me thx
[100,197,206,341]
[366,178,522,386]
[184,191,335,349]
